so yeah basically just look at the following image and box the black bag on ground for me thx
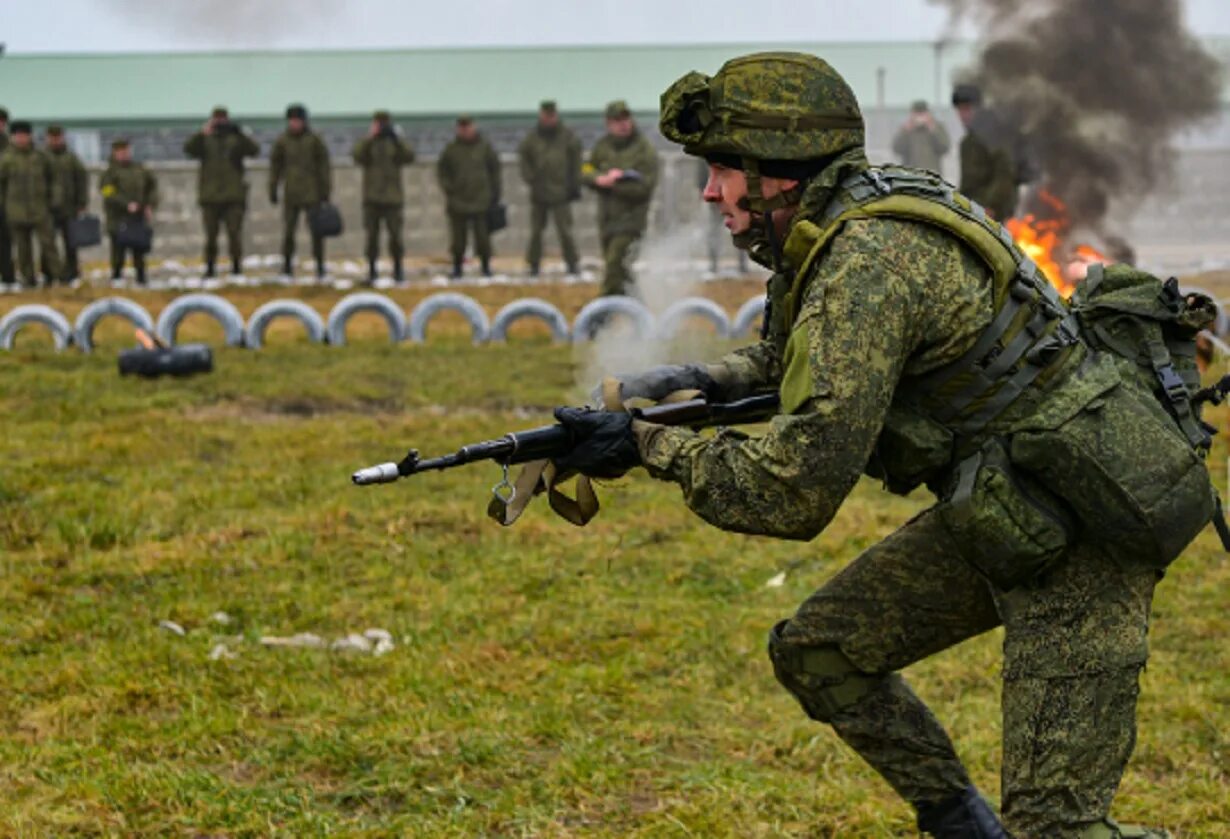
[118,344,213,378]
[67,214,102,248]
[486,202,508,233]
[114,217,153,252]
[308,202,343,238]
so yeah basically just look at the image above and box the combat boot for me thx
[480,257,492,278]
[916,787,1011,839]
[393,262,404,284]
[282,258,293,277]
[204,261,216,279]
[450,256,463,279]
[366,259,378,286]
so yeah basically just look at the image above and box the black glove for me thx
[592,363,718,407]
[552,407,640,479]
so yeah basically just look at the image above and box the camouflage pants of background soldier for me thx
[599,231,641,296]
[109,236,147,284]
[282,203,326,276]
[363,203,404,273]
[769,506,1157,838]
[0,220,14,283]
[448,211,491,262]
[527,201,579,274]
[202,202,245,275]
[41,214,77,283]
[7,220,61,286]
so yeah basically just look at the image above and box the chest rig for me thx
[764,166,1083,489]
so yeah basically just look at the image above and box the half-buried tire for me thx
[489,298,570,342]
[325,292,407,346]
[571,296,655,342]
[407,292,490,343]
[154,293,246,347]
[0,304,74,351]
[73,296,155,353]
[245,299,327,349]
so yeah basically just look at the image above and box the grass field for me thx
[1,282,1228,837]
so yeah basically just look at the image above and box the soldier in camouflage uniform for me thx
[353,110,415,284]
[552,52,1214,839]
[43,125,90,284]
[100,139,158,286]
[184,106,260,278]
[582,100,658,296]
[437,116,501,279]
[0,107,13,285]
[0,121,62,286]
[953,84,1018,222]
[518,100,582,277]
[269,104,332,279]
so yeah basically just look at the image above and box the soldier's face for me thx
[606,117,634,138]
[113,147,131,162]
[48,135,66,151]
[703,164,797,236]
[457,123,477,141]
[12,133,31,150]
[539,111,559,128]
[956,104,976,128]
[288,117,306,133]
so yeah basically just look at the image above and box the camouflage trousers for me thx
[773,506,1157,838]
[282,203,325,273]
[7,219,61,286]
[363,202,404,263]
[599,230,641,296]
[526,201,578,272]
[448,211,491,261]
[201,202,245,271]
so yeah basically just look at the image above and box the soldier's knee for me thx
[767,619,886,722]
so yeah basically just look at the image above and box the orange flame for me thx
[1004,189,1110,298]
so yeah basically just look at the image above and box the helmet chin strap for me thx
[733,159,800,271]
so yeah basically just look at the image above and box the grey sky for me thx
[0,0,1227,53]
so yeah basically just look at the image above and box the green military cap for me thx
[111,137,130,150]
[456,114,474,125]
[0,107,9,121]
[46,124,65,136]
[540,100,557,113]
[286,103,308,120]
[373,109,392,122]
[605,100,632,119]
[10,120,32,135]
[911,99,929,113]
[212,105,229,118]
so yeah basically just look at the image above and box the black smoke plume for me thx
[933,0,1223,234]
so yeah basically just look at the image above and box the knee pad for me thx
[767,619,886,722]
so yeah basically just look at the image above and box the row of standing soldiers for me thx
[0,100,659,295]
[0,112,157,287]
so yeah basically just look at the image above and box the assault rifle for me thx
[351,392,780,486]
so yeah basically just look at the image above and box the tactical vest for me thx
[766,165,1082,490]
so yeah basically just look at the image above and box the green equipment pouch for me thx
[1010,364,1215,570]
[937,438,1074,591]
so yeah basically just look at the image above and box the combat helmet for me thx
[661,51,864,214]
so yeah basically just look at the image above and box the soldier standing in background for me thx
[44,125,89,285]
[184,106,260,280]
[0,107,14,286]
[518,100,582,277]
[436,116,501,279]
[892,100,950,175]
[582,100,658,296]
[269,104,332,280]
[353,109,415,285]
[0,121,62,288]
[100,139,158,287]
[952,84,1019,221]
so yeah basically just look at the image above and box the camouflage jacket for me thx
[518,123,581,205]
[0,147,54,225]
[46,147,90,217]
[269,130,331,207]
[634,150,1007,540]
[99,161,158,233]
[583,130,658,236]
[436,134,501,215]
[352,132,416,205]
[959,111,1018,221]
[184,127,260,205]
[891,122,950,174]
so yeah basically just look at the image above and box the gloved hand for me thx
[591,363,718,407]
[552,407,640,479]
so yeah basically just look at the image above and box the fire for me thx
[1004,189,1110,298]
